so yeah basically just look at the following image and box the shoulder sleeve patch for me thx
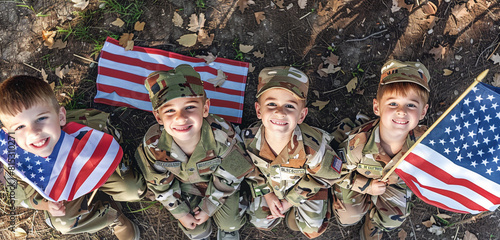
[331,155,342,173]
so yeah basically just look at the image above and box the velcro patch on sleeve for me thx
[331,155,342,173]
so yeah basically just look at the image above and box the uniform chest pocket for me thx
[154,161,182,175]
[196,158,221,176]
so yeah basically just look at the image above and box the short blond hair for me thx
[376,82,429,104]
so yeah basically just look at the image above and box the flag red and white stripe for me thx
[95,37,249,123]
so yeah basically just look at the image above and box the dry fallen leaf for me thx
[436,214,452,219]
[255,12,265,24]
[206,69,227,87]
[492,73,500,87]
[14,227,27,237]
[41,68,48,82]
[248,63,255,73]
[322,52,340,66]
[188,13,206,32]
[125,40,134,51]
[397,0,413,11]
[173,12,183,27]
[452,3,469,20]
[42,30,56,48]
[398,229,407,240]
[50,39,67,49]
[490,53,500,65]
[55,65,70,79]
[196,52,217,64]
[253,50,264,58]
[422,220,433,228]
[466,0,476,10]
[346,77,358,93]
[134,21,146,31]
[317,63,328,77]
[197,29,214,46]
[239,44,254,53]
[429,44,446,60]
[312,100,330,110]
[298,0,307,9]
[111,18,125,27]
[321,64,341,75]
[118,33,134,48]
[177,33,197,47]
[72,0,89,10]
[464,231,478,240]
[391,0,401,13]
[237,0,255,13]
[275,0,284,8]
[286,3,293,10]
[443,69,453,76]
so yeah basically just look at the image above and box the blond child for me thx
[134,65,254,240]
[242,66,344,239]
[0,75,145,240]
[332,60,430,240]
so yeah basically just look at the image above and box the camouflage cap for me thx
[256,66,309,99]
[380,59,431,92]
[144,64,206,110]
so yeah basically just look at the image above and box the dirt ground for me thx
[1,0,500,239]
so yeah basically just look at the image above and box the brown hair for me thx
[376,82,429,104]
[0,75,59,117]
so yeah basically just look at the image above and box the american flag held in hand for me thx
[95,37,249,124]
[0,122,122,202]
[395,82,500,214]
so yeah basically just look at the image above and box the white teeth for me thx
[393,119,409,124]
[33,139,46,147]
[271,120,287,125]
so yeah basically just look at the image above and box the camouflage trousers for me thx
[45,170,145,234]
[177,185,248,240]
[332,184,411,232]
[248,196,330,239]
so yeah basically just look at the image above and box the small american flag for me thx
[0,122,122,202]
[95,37,249,123]
[396,82,500,214]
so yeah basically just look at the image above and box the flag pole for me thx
[88,189,98,207]
[381,69,489,181]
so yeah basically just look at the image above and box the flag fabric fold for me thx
[0,122,122,202]
[395,82,500,214]
[95,37,249,124]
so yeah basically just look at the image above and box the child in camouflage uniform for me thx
[134,65,254,240]
[332,60,430,240]
[242,66,344,239]
[0,76,145,240]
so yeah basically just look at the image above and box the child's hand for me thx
[193,207,210,225]
[263,192,285,219]
[367,179,388,196]
[178,213,198,229]
[47,201,66,216]
[280,199,292,214]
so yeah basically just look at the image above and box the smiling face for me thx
[373,88,428,137]
[153,97,209,145]
[255,88,308,137]
[1,102,66,158]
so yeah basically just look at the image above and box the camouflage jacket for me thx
[336,119,427,194]
[242,122,345,206]
[135,114,254,218]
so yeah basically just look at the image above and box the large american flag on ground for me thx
[95,37,249,124]
[0,122,122,202]
[395,82,500,214]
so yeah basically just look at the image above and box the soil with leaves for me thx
[1,0,500,239]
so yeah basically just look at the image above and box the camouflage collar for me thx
[362,121,413,157]
[158,118,216,161]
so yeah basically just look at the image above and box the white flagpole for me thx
[382,69,489,181]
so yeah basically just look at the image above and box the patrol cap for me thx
[144,64,206,110]
[380,59,431,92]
[256,66,309,99]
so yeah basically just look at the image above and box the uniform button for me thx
[254,161,258,164]
[189,168,195,171]
[274,186,279,190]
